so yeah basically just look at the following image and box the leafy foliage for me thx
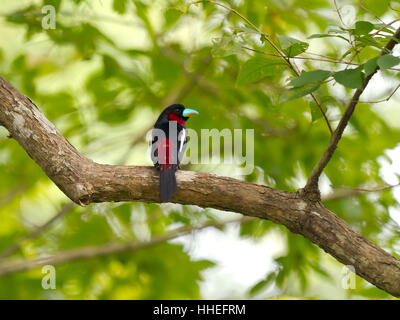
[237,56,285,85]
[0,0,399,300]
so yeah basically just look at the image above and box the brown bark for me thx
[1,75,400,296]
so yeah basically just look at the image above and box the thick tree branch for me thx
[1,75,400,296]
[304,27,400,197]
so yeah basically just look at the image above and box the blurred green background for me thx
[0,0,400,299]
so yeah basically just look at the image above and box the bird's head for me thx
[157,104,199,126]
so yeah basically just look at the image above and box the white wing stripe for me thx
[179,129,186,153]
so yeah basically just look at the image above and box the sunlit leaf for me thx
[278,36,309,57]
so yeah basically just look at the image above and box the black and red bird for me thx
[151,104,199,202]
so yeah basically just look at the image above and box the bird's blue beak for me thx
[182,108,199,117]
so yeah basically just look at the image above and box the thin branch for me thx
[333,0,365,68]
[243,47,400,72]
[360,83,400,104]
[322,183,400,202]
[196,0,333,134]
[359,1,385,24]
[370,18,400,37]
[242,46,359,66]
[0,202,76,260]
[390,2,400,13]
[0,216,254,278]
[333,0,346,27]
[304,27,400,196]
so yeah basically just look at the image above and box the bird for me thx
[151,104,199,202]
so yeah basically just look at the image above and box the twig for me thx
[304,27,400,197]
[243,48,400,72]
[333,0,346,27]
[322,183,400,202]
[370,18,400,37]
[333,0,364,67]
[195,0,333,135]
[0,216,254,278]
[0,202,76,260]
[360,83,400,103]
[242,46,360,66]
[359,1,385,24]
[389,2,400,13]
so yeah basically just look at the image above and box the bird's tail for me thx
[159,164,177,202]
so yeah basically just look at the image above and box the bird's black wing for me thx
[150,130,159,168]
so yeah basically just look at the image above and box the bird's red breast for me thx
[158,138,173,170]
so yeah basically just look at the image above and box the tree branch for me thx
[360,83,400,104]
[0,216,254,277]
[1,75,400,296]
[304,27,400,197]
[0,202,76,259]
[197,0,333,134]
[322,183,400,202]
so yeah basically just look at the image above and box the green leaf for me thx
[356,35,385,50]
[113,0,128,14]
[289,70,331,87]
[278,36,309,57]
[237,56,285,85]
[377,54,400,69]
[164,9,182,27]
[308,33,335,39]
[281,70,330,103]
[333,68,364,89]
[310,101,327,122]
[310,262,332,280]
[249,273,276,296]
[280,82,320,102]
[354,21,374,35]
[363,57,378,76]
[308,33,349,42]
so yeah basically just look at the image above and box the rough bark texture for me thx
[1,75,400,296]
